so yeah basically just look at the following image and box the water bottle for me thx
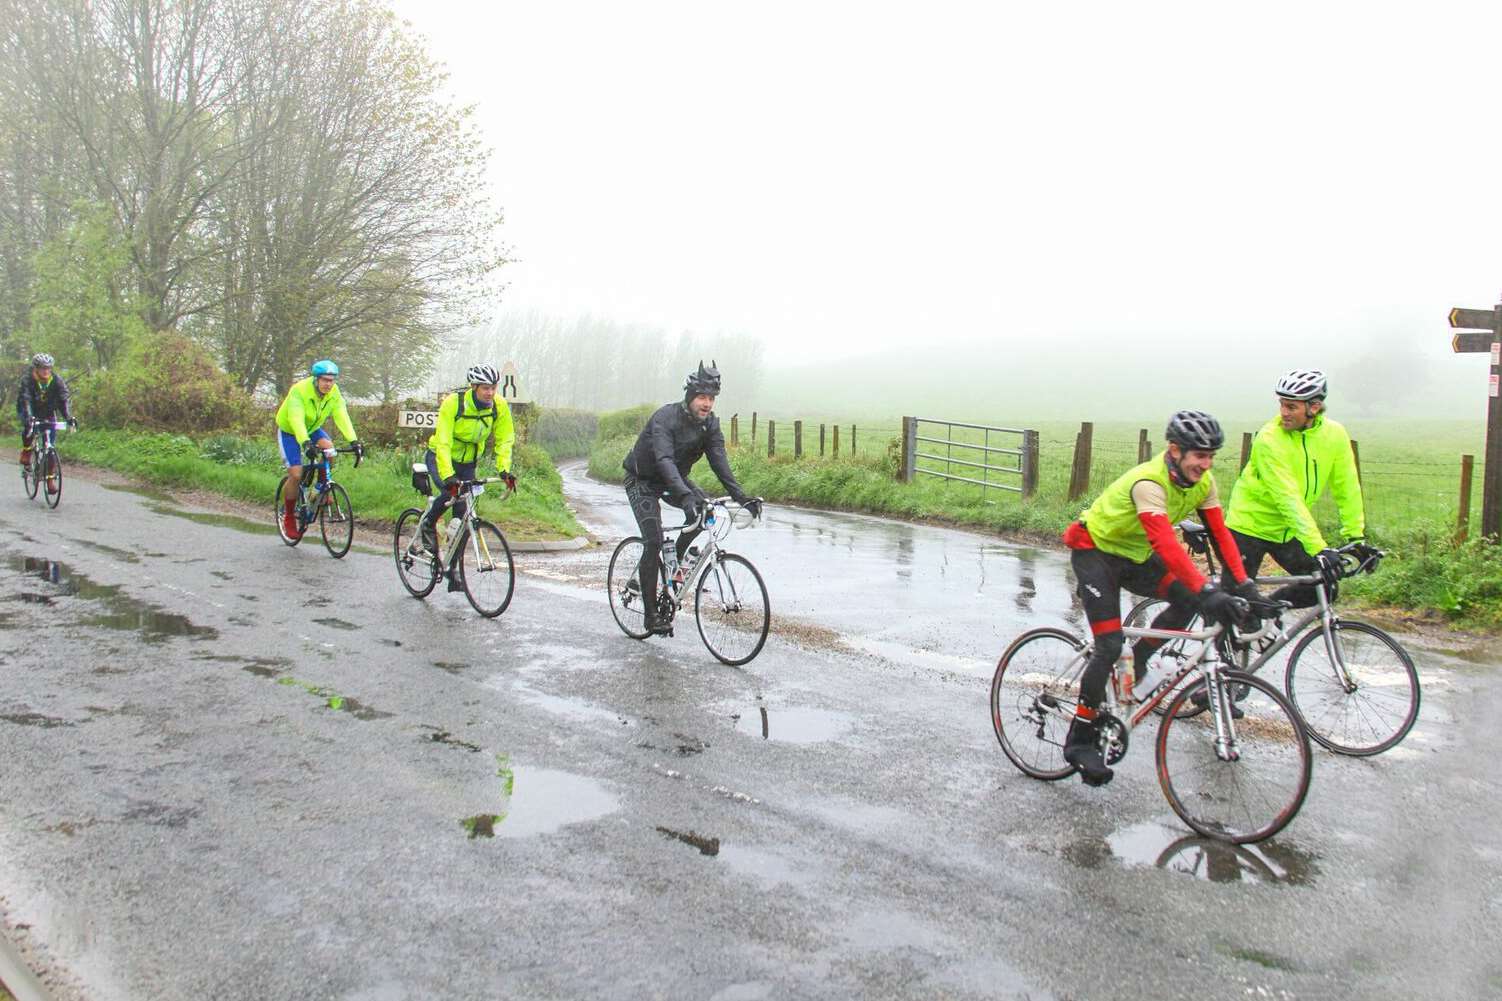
[1112,649,1135,704]
[661,540,679,584]
[1136,658,1171,699]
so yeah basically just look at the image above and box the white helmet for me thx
[1275,369,1327,401]
[466,364,499,386]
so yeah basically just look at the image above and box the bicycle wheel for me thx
[459,519,514,618]
[990,627,1089,781]
[694,552,770,666]
[273,480,302,547]
[1284,620,1420,756]
[1124,596,1206,719]
[23,450,39,499]
[1156,670,1311,844]
[607,537,652,639]
[42,449,61,508]
[393,508,439,598]
[318,482,354,558]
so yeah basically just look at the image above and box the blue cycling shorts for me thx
[279,430,330,467]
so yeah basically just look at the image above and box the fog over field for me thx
[398,1,1502,426]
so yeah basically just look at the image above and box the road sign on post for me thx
[498,361,529,404]
[1449,302,1502,537]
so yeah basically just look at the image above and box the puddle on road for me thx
[313,617,358,631]
[72,539,141,564]
[462,757,618,840]
[1065,820,1319,886]
[733,704,855,744]
[103,484,277,536]
[432,661,468,674]
[10,556,218,642]
[657,826,721,856]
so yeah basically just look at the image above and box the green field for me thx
[65,430,584,542]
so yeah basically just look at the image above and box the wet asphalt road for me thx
[0,462,1499,1001]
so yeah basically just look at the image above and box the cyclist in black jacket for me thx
[16,352,74,468]
[623,360,762,635]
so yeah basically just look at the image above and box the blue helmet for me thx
[310,360,339,377]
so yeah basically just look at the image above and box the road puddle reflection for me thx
[1065,819,1319,885]
[656,826,721,855]
[463,757,618,839]
[734,704,854,743]
[11,555,218,642]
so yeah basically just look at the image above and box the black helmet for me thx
[1165,410,1224,451]
[684,359,721,397]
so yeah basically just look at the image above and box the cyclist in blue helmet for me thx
[274,360,362,539]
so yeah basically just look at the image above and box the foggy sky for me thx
[390,0,1502,419]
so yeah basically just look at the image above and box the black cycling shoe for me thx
[1191,685,1246,719]
[1063,716,1114,787]
[446,573,464,593]
[641,609,672,637]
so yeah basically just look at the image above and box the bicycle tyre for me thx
[42,449,62,508]
[606,537,652,640]
[459,519,514,618]
[273,480,302,547]
[319,482,355,558]
[1284,619,1420,756]
[1156,670,1311,844]
[23,450,39,499]
[393,508,439,598]
[1124,596,1207,719]
[990,627,1089,781]
[694,552,770,666]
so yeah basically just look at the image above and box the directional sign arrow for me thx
[1449,307,1498,330]
[1453,332,1496,353]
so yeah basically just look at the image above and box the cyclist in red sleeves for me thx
[1060,410,1258,786]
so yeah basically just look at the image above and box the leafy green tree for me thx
[29,201,146,371]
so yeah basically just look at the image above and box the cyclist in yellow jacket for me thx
[275,360,362,539]
[1222,369,1372,607]
[1061,410,1258,786]
[412,365,516,588]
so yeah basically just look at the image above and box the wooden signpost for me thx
[1450,302,1502,537]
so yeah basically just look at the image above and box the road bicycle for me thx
[607,497,769,666]
[990,598,1312,844]
[273,444,362,557]
[1123,526,1419,757]
[393,471,516,618]
[21,418,71,509]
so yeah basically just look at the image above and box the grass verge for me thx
[66,430,584,542]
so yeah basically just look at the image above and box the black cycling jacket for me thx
[16,373,71,424]
[623,402,746,505]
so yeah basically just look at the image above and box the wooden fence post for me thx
[851,425,857,454]
[1240,432,1253,470]
[833,424,840,457]
[730,414,739,447]
[1067,421,1094,502]
[794,420,803,458]
[751,412,757,443]
[1350,439,1362,482]
[767,419,776,457]
[899,416,916,481]
[1458,453,1475,543]
[1137,428,1150,462]
[819,424,826,457]
[1022,429,1039,498]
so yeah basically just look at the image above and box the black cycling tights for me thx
[624,473,702,603]
[1070,547,1200,708]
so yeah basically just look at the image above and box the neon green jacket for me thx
[1079,453,1215,563]
[1225,413,1364,555]
[275,377,357,445]
[426,389,514,480]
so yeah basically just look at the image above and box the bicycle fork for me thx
[1203,668,1241,762]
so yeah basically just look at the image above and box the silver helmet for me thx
[1275,369,1327,401]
